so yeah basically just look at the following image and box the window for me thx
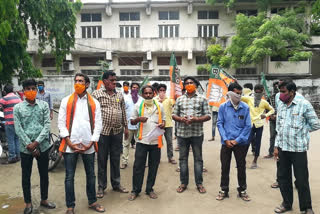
[81,13,102,22]
[159,11,179,20]
[79,57,104,66]
[118,57,143,66]
[198,25,218,38]
[81,26,102,38]
[235,68,257,75]
[120,25,140,38]
[196,56,208,64]
[81,70,101,75]
[120,69,141,76]
[42,58,56,67]
[236,10,257,16]
[119,12,140,21]
[197,69,209,76]
[159,69,169,76]
[198,11,219,19]
[159,25,179,38]
[271,7,285,14]
[157,56,182,65]
[270,55,307,61]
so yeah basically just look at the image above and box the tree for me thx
[205,0,320,69]
[0,0,81,85]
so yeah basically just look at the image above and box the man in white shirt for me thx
[58,73,104,214]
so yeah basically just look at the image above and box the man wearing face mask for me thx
[58,73,104,214]
[13,79,56,214]
[172,76,211,194]
[121,82,142,169]
[128,85,165,201]
[92,71,129,199]
[273,80,320,214]
[122,81,130,100]
[36,81,53,120]
[216,82,252,201]
[156,84,176,164]
[241,84,274,169]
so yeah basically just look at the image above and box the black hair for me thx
[74,73,90,83]
[37,80,44,85]
[273,81,279,87]
[152,83,159,91]
[102,71,116,80]
[228,82,243,92]
[4,84,14,94]
[22,79,37,89]
[183,76,199,87]
[131,82,140,89]
[279,80,296,92]
[123,81,129,86]
[254,84,264,91]
[243,83,253,90]
[157,84,167,91]
[141,85,155,94]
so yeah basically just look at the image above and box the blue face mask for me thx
[38,86,44,91]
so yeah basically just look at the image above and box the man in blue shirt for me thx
[216,82,252,201]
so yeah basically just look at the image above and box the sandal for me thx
[128,193,138,201]
[66,209,75,214]
[175,167,180,172]
[147,191,158,199]
[271,182,279,188]
[274,204,292,213]
[216,191,229,201]
[89,203,105,213]
[238,191,251,201]
[96,188,104,198]
[176,185,187,193]
[196,185,206,194]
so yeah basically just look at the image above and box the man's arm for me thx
[241,96,250,104]
[13,105,32,147]
[35,102,51,144]
[304,101,320,132]
[121,95,128,128]
[217,105,227,142]
[264,100,275,118]
[91,101,102,142]
[235,107,252,144]
[57,97,69,138]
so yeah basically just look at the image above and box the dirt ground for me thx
[1,114,320,214]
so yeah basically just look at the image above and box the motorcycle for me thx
[0,109,8,158]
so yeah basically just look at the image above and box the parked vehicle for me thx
[48,132,62,171]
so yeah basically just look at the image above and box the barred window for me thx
[118,57,143,66]
[159,25,179,38]
[236,10,258,16]
[119,12,140,21]
[159,11,179,20]
[120,69,141,76]
[198,11,219,19]
[81,26,102,38]
[81,13,102,22]
[42,58,56,67]
[198,25,218,38]
[120,25,140,38]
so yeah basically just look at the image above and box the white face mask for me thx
[226,91,241,108]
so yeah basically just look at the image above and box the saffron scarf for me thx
[137,99,163,148]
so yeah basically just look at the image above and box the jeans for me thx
[132,143,161,194]
[163,127,173,159]
[5,124,20,161]
[64,152,96,208]
[248,125,263,157]
[278,149,312,212]
[211,112,218,138]
[268,120,277,156]
[122,130,137,165]
[220,145,249,193]
[98,133,122,190]
[178,135,204,186]
[20,149,49,204]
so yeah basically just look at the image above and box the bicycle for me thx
[48,109,62,171]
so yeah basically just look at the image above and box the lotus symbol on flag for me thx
[209,83,224,103]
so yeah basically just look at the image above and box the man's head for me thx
[158,84,167,92]
[278,80,296,104]
[131,82,140,91]
[183,76,198,94]
[254,84,264,94]
[123,81,129,93]
[141,85,155,100]
[4,84,13,94]
[152,83,159,94]
[37,80,45,92]
[228,82,243,95]
[273,81,279,93]
[244,83,253,90]
[102,71,117,91]
[74,73,90,95]
[22,79,38,101]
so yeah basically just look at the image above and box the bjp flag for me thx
[169,52,183,100]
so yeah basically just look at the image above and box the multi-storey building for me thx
[26,0,320,104]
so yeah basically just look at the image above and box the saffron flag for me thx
[169,52,183,99]
[206,65,235,109]
[261,72,271,98]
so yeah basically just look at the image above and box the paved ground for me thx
[1,114,320,214]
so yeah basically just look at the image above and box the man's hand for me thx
[273,147,279,161]
[270,115,276,121]
[78,142,94,153]
[260,114,266,119]
[139,117,148,123]
[180,117,189,125]
[158,121,165,129]
[124,128,129,140]
[230,140,238,146]
[189,116,199,124]
[71,143,85,153]
[26,141,39,152]
[31,149,40,157]
[50,111,53,120]
[225,140,233,148]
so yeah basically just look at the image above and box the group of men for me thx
[0,72,319,214]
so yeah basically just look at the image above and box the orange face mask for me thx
[74,83,86,95]
[24,90,37,101]
[123,86,129,92]
[185,84,196,93]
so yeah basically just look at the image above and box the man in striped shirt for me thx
[274,80,320,214]
[0,84,22,164]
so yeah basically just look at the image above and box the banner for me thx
[169,52,183,99]
[261,72,271,98]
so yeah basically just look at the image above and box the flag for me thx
[206,65,235,109]
[169,52,183,99]
[96,79,103,90]
[261,72,271,98]
[139,75,150,94]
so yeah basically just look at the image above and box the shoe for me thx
[2,158,17,165]
[274,204,292,213]
[208,137,215,141]
[216,190,229,201]
[120,163,127,169]
[23,206,33,214]
[113,186,129,193]
[40,201,56,209]
[263,154,273,159]
[168,158,177,164]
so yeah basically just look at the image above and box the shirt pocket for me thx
[236,114,245,128]
[291,112,304,129]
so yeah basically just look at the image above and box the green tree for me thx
[206,0,320,69]
[0,0,81,85]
